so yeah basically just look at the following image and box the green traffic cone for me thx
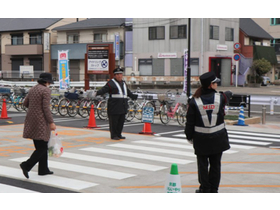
[170,163,179,175]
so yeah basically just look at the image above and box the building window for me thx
[149,26,165,40]
[210,25,219,40]
[139,59,152,75]
[170,25,187,39]
[94,33,107,42]
[225,27,234,41]
[11,34,23,45]
[271,18,280,25]
[29,33,42,44]
[67,34,79,43]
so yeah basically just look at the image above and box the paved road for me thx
[1,107,280,194]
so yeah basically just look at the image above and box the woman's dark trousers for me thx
[21,139,49,174]
[196,153,223,193]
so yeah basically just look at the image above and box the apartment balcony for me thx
[5,44,43,55]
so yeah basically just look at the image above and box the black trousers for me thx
[196,153,223,193]
[21,139,50,174]
[108,114,125,139]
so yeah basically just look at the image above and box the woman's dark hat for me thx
[200,71,220,88]
[39,73,54,84]
[113,67,124,74]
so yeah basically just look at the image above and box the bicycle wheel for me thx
[58,98,69,116]
[125,102,135,121]
[177,104,187,126]
[67,100,78,117]
[78,99,90,118]
[0,95,12,110]
[134,102,143,120]
[159,104,171,124]
[50,98,59,115]
[97,100,107,120]
[14,97,23,111]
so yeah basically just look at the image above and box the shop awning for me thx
[253,45,277,65]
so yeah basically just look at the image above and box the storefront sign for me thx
[158,52,177,58]
[216,45,228,51]
[114,33,120,60]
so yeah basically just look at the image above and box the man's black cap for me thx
[113,67,124,74]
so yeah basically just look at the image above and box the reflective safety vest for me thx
[111,79,128,98]
[194,93,225,134]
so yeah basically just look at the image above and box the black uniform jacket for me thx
[97,79,138,115]
[185,88,231,155]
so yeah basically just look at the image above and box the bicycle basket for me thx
[0,87,11,94]
[86,90,96,99]
[64,92,79,100]
[175,94,188,104]
[157,93,170,102]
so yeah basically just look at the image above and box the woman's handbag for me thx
[48,131,63,157]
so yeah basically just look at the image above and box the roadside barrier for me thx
[0,99,11,119]
[164,163,182,193]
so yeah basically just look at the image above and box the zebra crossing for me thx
[1,130,264,193]
[171,129,280,148]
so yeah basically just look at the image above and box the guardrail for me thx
[0,80,106,88]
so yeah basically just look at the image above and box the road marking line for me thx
[108,144,196,158]
[154,130,184,136]
[61,152,167,171]
[249,153,280,155]
[228,134,280,142]
[227,130,280,138]
[0,165,98,190]
[179,171,280,174]
[0,183,38,193]
[10,157,135,180]
[81,147,189,164]
[229,138,270,146]
[222,161,280,164]
[133,140,194,150]
[117,185,280,189]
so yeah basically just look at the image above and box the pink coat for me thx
[23,84,54,141]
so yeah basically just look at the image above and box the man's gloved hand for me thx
[92,91,97,98]
[187,139,193,144]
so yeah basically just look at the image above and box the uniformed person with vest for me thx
[185,71,232,193]
[94,67,138,140]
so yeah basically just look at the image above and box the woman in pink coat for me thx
[20,73,56,179]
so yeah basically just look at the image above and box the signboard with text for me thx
[87,46,109,73]
[142,106,154,123]
[58,50,69,90]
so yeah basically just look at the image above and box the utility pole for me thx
[187,18,191,97]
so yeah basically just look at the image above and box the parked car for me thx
[261,76,271,86]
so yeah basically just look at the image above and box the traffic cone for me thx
[84,104,99,128]
[139,123,155,135]
[0,99,11,119]
[164,163,182,193]
[234,105,248,126]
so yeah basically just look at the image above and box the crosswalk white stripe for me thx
[62,152,167,171]
[173,134,186,138]
[133,140,193,150]
[229,144,255,149]
[228,134,280,142]
[108,143,196,158]
[229,138,271,146]
[154,130,184,136]
[0,165,97,190]
[227,130,280,139]
[80,147,189,164]
[0,183,38,193]
[54,118,86,122]
[10,158,135,180]
[152,137,188,144]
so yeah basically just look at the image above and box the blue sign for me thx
[233,54,241,61]
[58,60,69,89]
[142,106,154,123]
[114,34,120,60]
